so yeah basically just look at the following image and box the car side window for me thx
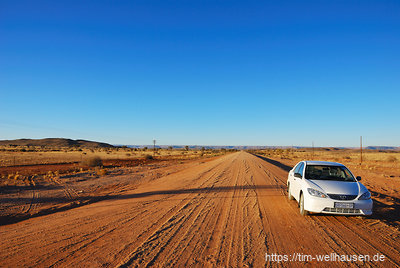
[294,163,301,174]
[298,163,304,177]
[294,162,303,175]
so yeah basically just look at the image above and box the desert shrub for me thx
[145,154,153,160]
[96,168,108,176]
[387,156,397,162]
[82,156,102,167]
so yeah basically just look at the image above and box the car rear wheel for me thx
[300,193,308,216]
[287,183,294,201]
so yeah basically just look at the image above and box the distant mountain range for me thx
[0,138,398,151]
[0,138,114,148]
[365,146,399,150]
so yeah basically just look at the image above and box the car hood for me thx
[308,180,360,195]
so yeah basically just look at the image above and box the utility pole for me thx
[153,139,156,156]
[360,136,363,165]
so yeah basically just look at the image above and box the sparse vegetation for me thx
[0,145,236,189]
[0,142,239,168]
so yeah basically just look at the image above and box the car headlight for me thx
[307,188,327,198]
[358,191,371,200]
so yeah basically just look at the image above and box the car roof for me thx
[304,161,345,166]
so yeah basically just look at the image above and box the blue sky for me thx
[1,0,399,146]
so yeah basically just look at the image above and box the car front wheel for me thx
[300,193,309,216]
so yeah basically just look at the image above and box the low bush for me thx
[82,156,102,167]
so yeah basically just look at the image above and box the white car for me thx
[287,161,373,216]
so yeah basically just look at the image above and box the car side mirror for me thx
[356,176,361,181]
[294,173,302,179]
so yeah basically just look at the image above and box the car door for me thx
[291,162,304,201]
[288,162,300,189]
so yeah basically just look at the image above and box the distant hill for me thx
[0,138,114,148]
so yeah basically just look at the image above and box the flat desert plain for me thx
[1,151,400,267]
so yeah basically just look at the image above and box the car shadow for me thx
[0,184,285,204]
[0,184,284,226]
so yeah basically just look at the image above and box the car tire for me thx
[300,193,308,216]
[287,183,294,201]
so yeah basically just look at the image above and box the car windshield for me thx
[305,165,356,182]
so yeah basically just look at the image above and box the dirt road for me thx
[1,152,399,267]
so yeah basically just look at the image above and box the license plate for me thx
[334,202,354,209]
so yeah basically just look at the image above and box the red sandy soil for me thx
[0,157,215,225]
[0,152,399,267]
[0,158,175,177]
